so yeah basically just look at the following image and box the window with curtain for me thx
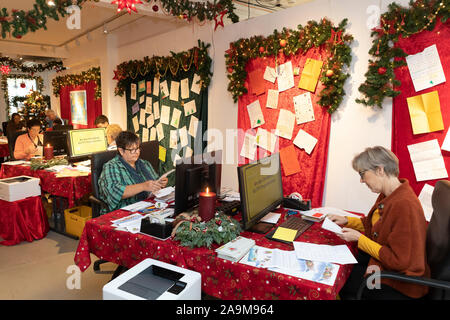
[7,78,37,115]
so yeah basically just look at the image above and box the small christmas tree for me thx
[19,90,49,128]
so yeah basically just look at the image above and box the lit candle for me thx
[44,144,54,160]
[199,187,216,222]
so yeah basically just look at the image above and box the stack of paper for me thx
[111,213,145,233]
[154,186,175,202]
[215,236,255,262]
[293,242,357,265]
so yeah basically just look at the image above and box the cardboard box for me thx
[64,206,92,238]
[0,175,41,202]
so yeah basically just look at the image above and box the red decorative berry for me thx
[215,220,222,226]
[279,39,287,47]
[227,67,233,73]
[378,67,387,75]
[259,46,265,53]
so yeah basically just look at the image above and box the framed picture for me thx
[70,90,88,125]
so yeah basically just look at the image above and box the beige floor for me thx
[0,231,118,300]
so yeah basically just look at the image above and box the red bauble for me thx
[279,39,287,47]
[20,82,26,88]
[227,67,233,73]
[259,46,265,53]
[152,5,159,12]
[378,67,387,75]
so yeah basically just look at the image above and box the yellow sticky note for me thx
[298,58,323,92]
[407,91,444,135]
[159,145,166,162]
[272,227,297,242]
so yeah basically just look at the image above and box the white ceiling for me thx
[0,0,313,62]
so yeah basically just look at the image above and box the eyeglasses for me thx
[123,146,142,154]
[359,170,367,179]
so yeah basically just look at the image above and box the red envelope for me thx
[248,68,266,96]
[280,145,301,176]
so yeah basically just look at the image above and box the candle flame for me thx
[206,187,209,193]
[47,144,50,147]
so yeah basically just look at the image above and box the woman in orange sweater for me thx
[329,146,429,300]
[14,118,43,160]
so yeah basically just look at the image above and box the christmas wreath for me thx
[172,211,242,248]
[356,0,449,108]
[30,157,68,171]
[225,18,354,114]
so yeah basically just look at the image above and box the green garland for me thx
[225,18,353,114]
[173,212,242,248]
[0,57,65,73]
[52,66,101,100]
[30,157,69,171]
[0,0,86,39]
[113,40,212,97]
[356,0,449,108]
[1,74,44,119]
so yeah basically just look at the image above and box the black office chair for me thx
[89,149,127,280]
[7,130,27,160]
[2,121,8,135]
[140,140,159,173]
[357,180,450,300]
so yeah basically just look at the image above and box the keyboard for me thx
[265,216,313,244]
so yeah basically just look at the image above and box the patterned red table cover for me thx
[74,209,359,300]
[0,164,91,208]
[0,143,9,158]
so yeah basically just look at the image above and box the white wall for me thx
[54,0,412,214]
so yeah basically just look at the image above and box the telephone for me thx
[282,197,311,211]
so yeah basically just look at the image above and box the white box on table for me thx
[0,175,41,202]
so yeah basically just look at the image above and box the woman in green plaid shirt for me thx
[98,131,168,214]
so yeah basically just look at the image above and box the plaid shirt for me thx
[98,155,158,214]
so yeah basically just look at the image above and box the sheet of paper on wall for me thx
[180,78,189,99]
[156,123,164,141]
[191,73,201,95]
[405,44,446,92]
[138,80,145,93]
[132,116,139,133]
[131,102,139,115]
[183,99,196,116]
[275,109,295,140]
[170,130,178,149]
[153,76,160,96]
[145,96,152,114]
[276,61,295,92]
[293,129,318,155]
[407,139,448,181]
[173,153,181,166]
[407,91,444,135]
[266,89,279,109]
[179,126,189,148]
[170,108,182,128]
[188,115,199,137]
[159,80,169,99]
[139,94,145,105]
[279,144,301,176]
[153,101,160,120]
[160,105,171,125]
[293,92,315,125]
[263,66,277,83]
[256,127,277,153]
[418,184,434,222]
[442,127,450,152]
[184,146,193,158]
[240,132,257,160]
[170,80,180,102]
[298,58,323,92]
[130,83,137,100]
[146,81,152,94]
[139,108,146,126]
[159,145,166,162]
[248,68,266,96]
[150,127,156,141]
[247,100,265,128]
[142,128,149,142]
[147,113,154,128]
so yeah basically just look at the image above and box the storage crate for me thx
[64,206,92,238]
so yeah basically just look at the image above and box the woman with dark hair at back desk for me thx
[328,146,429,300]
[14,118,43,160]
[98,131,168,214]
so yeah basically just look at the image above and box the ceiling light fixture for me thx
[103,24,108,34]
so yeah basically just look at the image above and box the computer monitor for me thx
[174,150,222,215]
[237,153,284,233]
[43,130,69,156]
[66,128,108,160]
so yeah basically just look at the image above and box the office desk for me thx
[75,208,359,300]
[0,163,91,208]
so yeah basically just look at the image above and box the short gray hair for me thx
[352,146,399,177]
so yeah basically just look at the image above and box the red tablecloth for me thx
[0,164,91,208]
[74,209,358,300]
[0,196,49,246]
[0,143,9,158]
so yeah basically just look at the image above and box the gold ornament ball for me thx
[326,69,334,77]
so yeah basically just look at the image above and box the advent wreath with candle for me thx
[172,211,242,249]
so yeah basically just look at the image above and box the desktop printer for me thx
[103,258,201,300]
